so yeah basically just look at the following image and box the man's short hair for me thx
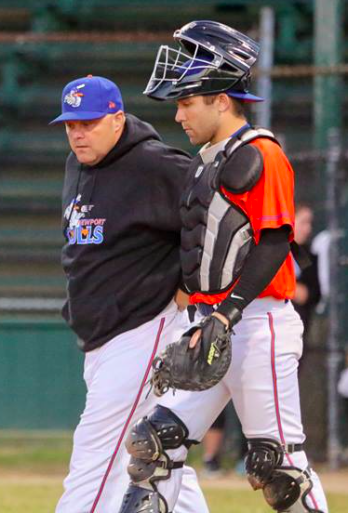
[202,94,246,118]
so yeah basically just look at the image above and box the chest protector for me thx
[180,127,279,294]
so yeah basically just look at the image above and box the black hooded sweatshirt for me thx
[61,114,191,352]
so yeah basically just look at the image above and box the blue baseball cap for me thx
[50,75,124,124]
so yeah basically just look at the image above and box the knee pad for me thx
[245,438,284,489]
[121,406,192,513]
[125,405,191,462]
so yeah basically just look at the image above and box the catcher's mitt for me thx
[151,315,233,396]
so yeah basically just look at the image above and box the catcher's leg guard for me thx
[262,466,324,513]
[245,438,324,513]
[119,405,193,513]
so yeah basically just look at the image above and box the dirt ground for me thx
[2,469,347,494]
[200,469,348,494]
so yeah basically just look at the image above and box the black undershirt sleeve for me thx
[217,226,291,319]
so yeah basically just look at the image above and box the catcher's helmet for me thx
[144,20,262,102]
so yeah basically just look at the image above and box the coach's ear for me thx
[112,111,126,133]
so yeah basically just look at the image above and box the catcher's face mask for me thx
[144,43,263,102]
[144,44,223,99]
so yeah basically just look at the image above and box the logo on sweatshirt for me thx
[195,165,204,178]
[64,196,106,245]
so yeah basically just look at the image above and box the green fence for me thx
[0,317,85,429]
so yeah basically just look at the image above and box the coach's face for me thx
[65,112,125,166]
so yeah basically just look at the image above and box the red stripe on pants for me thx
[90,317,166,513]
[268,312,319,511]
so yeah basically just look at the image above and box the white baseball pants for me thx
[55,300,209,513]
[156,298,329,512]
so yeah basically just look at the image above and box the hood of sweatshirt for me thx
[89,113,162,168]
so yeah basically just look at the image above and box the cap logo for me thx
[64,85,85,108]
[109,101,116,109]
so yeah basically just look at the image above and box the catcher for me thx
[118,21,328,513]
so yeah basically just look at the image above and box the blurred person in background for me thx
[338,352,348,401]
[202,406,247,477]
[202,410,226,477]
[311,229,331,314]
[292,203,321,339]
[50,75,209,513]
[337,351,348,465]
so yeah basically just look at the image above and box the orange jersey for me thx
[191,137,296,305]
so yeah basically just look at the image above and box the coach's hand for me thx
[174,289,190,311]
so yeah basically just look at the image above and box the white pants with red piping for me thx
[55,299,209,513]
[156,298,328,512]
